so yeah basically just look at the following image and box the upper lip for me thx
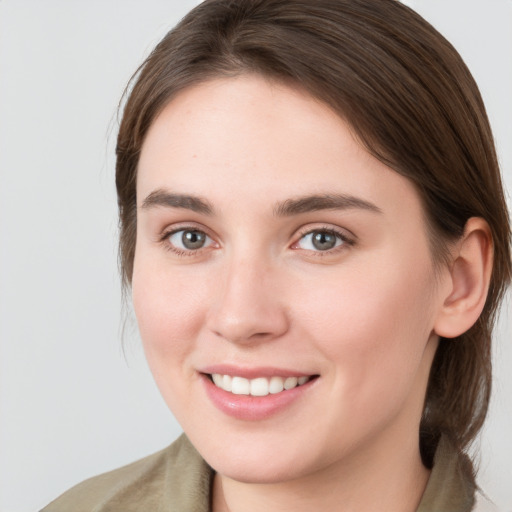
[199,364,316,379]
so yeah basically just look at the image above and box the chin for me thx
[212,457,311,485]
[194,434,326,484]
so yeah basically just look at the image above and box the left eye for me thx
[167,229,214,251]
[295,229,345,251]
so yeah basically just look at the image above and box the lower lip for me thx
[201,374,317,421]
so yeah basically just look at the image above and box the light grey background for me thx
[0,1,510,511]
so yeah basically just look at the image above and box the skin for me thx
[133,75,455,512]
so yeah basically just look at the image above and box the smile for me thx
[202,371,319,421]
[210,374,312,396]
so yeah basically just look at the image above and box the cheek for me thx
[131,261,210,367]
[295,253,437,394]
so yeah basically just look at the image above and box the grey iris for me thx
[182,230,206,249]
[312,231,337,250]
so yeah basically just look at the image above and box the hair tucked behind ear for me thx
[116,0,511,470]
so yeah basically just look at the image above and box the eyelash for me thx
[158,225,355,258]
[292,225,355,257]
[159,225,216,257]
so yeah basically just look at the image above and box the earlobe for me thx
[434,218,493,339]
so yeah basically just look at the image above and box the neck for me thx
[212,429,430,512]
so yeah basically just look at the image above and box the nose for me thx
[206,257,289,345]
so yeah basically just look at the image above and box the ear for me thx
[434,217,493,339]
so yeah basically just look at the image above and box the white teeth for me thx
[231,376,251,395]
[269,376,284,394]
[212,374,223,387]
[250,377,269,396]
[222,374,232,392]
[211,373,311,396]
[231,376,250,395]
[284,376,298,390]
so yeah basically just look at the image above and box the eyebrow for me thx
[141,190,214,215]
[140,189,382,217]
[273,194,382,216]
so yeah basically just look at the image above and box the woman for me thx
[42,0,511,511]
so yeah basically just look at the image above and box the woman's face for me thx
[133,75,447,483]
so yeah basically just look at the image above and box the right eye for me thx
[165,228,215,254]
[295,229,345,252]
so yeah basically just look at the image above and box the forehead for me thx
[137,75,424,224]
[138,75,353,176]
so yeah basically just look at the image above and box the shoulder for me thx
[40,434,212,512]
[418,436,505,512]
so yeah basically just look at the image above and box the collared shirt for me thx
[41,434,497,512]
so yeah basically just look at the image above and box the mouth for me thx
[208,373,314,396]
[199,365,319,420]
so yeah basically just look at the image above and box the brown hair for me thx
[116,0,511,468]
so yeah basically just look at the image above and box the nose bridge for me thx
[207,250,288,344]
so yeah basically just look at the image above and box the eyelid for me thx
[158,223,219,256]
[156,222,355,257]
[291,224,356,253]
